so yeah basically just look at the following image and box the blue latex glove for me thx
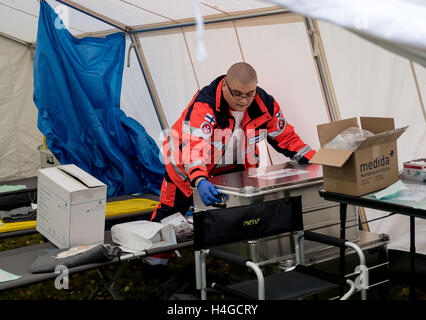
[197,179,222,206]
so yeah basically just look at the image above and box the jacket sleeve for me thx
[181,102,216,187]
[266,100,316,163]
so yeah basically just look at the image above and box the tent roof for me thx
[0,0,279,44]
[1,0,425,67]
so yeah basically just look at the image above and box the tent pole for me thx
[304,18,341,122]
[52,0,167,130]
[409,61,426,123]
[129,8,289,34]
[54,0,128,32]
[129,33,169,130]
[0,32,33,48]
[304,18,372,232]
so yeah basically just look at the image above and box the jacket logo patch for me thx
[243,218,260,227]
[201,122,212,136]
[205,113,215,124]
[278,118,285,130]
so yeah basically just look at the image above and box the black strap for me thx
[303,230,347,248]
[209,248,251,267]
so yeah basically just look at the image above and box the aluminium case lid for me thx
[206,163,323,197]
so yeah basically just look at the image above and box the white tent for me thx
[0,0,425,255]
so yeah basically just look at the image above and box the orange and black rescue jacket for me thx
[162,75,316,197]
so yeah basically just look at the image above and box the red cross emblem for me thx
[201,122,212,136]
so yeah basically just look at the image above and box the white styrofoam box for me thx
[111,220,176,253]
[36,164,107,248]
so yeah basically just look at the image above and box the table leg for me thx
[410,216,416,300]
[340,203,347,298]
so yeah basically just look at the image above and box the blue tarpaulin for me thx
[33,1,164,197]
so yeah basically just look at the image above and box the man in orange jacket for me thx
[151,62,316,222]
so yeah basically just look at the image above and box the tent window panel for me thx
[121,38,164,149]
[138,33,199,130]
[182,21,243,88]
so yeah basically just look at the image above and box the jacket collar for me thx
[215,76,225,112]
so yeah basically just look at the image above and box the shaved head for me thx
[222,62,258,111]
[226,62,257,85]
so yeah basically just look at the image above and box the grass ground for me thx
[0,233,425,300]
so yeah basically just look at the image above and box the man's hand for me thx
[196,179,222,206]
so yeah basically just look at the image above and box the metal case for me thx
[193,162,360,264]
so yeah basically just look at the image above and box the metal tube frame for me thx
[200,250,209,300]
[303,17,340,122]
[295,232,369,300]
[345,241,368,300]
[245,261,265,300]
[130,8,289,34]
[46,2,295,131]
[22,3,343,139]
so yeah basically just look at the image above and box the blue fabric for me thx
[33,2,164,197]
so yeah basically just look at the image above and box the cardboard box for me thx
[309,117,407,196]
[36,164,107,248]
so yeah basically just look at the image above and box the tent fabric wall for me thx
[138,30,200,131]
[0,36,42,181]
[268,0,426,69]
[0,0,424,254]
[233,15,329,165]
[317,20,426,254]
[413,62,426,121]
[122,13,330,166]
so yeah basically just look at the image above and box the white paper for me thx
[414,200,426,210]
[0,184,27,193]
[161,213,193,239]
[397,192,426,202]
[374,180,409,200]
[396,183,426,202]
[0,269,21,283]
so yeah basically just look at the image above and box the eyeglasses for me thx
[225,79,256,100]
